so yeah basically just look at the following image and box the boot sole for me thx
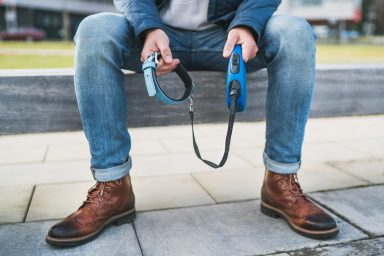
[46,208,136,247]
[260,201,339,239]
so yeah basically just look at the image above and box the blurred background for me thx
[0,0,383,69]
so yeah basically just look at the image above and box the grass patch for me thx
[316,44,384,64]
[0,41,74,50]
[0,55,74,69]
[1,41,384,69]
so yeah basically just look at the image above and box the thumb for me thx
[158,41,173,64]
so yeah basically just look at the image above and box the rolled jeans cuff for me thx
[263,152,300,174]
[91,157,132,182]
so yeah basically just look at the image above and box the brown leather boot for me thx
[261,170,338,239]
[46,174,135,247]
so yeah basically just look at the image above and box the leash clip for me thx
[154,51,159,65]
[189,91,194,113]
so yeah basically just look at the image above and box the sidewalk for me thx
[0,115,383,255]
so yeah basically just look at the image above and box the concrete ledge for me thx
[1,65,383,134]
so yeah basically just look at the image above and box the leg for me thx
[46,13,139,247]
[74,12,141,181]
[259,15,338,239]
[261,15,316,174]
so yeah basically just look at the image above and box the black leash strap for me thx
[189,87,239,169]
[143,52,242,169]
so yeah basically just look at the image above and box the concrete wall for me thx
[0,65,383,134]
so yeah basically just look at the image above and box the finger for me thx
[253,45,259,59]
[157,65,178,75]
[158,59,179,73]
[223,33,238,58]
[157,59,179,76]
[242,42,259,63]
[241,43,253,63]
[157,42,172,63]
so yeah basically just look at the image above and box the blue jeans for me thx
[74,13,316,181]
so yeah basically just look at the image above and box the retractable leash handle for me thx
[226,45,247,112]
[142,52,194,105]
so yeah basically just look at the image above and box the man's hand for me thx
[141,29,179,76]
[223,27,258,63]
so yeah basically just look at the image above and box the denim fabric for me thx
[74,13,316,181]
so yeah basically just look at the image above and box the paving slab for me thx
[130,139,169,156]
[192,168,264,203]
[0,131,87,147]
[0,185,33,223]
[0,220,142,256]
[298,162,368,192]
[200,122,266,138]
[0,161,93,186]
[26,181,94,222]
[160,134,264,153]
[45,143,90,162]
[301,142,371,163]
[340,138,384,158]
[330,159,384,184]
[0,145,46,165]
[304,116,384,144]
[132,174,215,212]
[192,163,367,204]
[131,151,251,177]
[231,146,265,167]
[134,200,366,256]
[311,185,384,236]
[45,140,168,162]
[290,237,384,256]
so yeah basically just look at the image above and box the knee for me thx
[75,12,129,47]
[265,15,316,52]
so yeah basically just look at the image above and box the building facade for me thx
[277,0,362,24]
[0,0,115,39]
[1,0,366,40]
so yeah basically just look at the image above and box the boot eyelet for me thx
[281,186,286,190]
[107,187,112,191]
[95,203,99,206]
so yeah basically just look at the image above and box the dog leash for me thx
[142,45,247,169]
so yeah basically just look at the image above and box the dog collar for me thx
[142,52,194,105]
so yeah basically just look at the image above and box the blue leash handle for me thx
[226,45,247,112]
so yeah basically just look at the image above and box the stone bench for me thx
[0,64,383,134]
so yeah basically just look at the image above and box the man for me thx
[46,0,339,247]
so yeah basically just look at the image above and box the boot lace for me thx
[281,174,320,214]
[83,180,122,206]
[281,174,305,200]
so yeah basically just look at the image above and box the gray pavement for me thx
[0,115,383,255]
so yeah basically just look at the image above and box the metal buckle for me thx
[189,84,194,112]
[154,51,159,65]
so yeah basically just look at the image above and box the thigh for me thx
[74,12,143,72]
[190,26,267,72]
